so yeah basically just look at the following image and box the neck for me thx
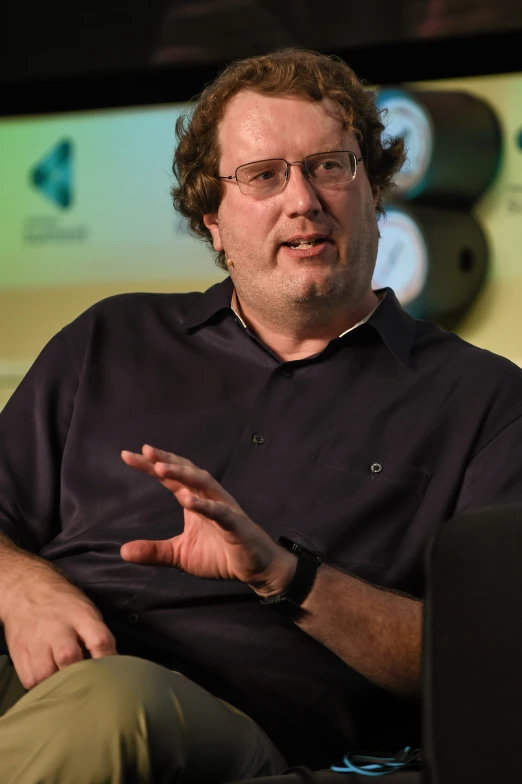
[232,289,380,362]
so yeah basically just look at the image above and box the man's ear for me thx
[372,185,381,208]
[203,213,224,252]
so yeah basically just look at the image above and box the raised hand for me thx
[120,445,296,596]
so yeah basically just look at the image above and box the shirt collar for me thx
[182,276,236,330]
[182,277,416,366]
[365,288,417,366]
[337,298,380,338]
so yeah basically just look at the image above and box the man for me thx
[0,48,521,783]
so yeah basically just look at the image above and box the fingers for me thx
[77,619,118,659]
[120,450,158,478]
[141,444,191,466]
[12,621,116,690]
[12,635,84,690]
[122,446,239,506]
[154,461,214,490]
[185,495,243,533]
[155,463,240,509]
[120,538,177,566]
[120,448,188,494]
[52,638,86,670]
[15,647,58,690]
[121,445,191,472]
[122,445,202,479]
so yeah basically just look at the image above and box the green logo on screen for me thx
[30,139,73,209]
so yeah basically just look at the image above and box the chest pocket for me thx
[281,445,431,570]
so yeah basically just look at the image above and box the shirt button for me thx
[252,433,265,445]
[281,367,293,378]
[127,612,140,625]
[370,463,383,474]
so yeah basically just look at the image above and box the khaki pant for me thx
[0,654,287,783]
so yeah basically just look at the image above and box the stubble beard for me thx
[232,250,375,332]
[222,203,379,332]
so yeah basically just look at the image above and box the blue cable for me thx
[331,746,418,776]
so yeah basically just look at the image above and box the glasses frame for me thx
[218,150,364,196]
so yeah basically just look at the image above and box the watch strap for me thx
[259,537,321,616]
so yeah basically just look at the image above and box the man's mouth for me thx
[282,237,329,250]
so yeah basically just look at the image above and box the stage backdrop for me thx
[1,69,522,406]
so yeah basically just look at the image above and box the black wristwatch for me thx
[259,537,321,618]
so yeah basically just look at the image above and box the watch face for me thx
[372,207,429,306]
[376,90,434,196]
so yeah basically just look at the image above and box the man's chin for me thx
[284,271,342,304]
[288,287,338,307]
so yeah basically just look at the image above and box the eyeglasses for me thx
[218,150,363,197]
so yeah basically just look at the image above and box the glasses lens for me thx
[236,159,287,195]
[305,152,356,186]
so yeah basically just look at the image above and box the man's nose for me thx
[282,162,322,218]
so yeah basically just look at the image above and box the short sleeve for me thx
[0,330,79,552]
[454,414,522,517]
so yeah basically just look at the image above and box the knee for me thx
[15,657,186,780]
[51,655,180,728]
[69,654,165,694]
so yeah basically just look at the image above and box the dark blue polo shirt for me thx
[1,277,522,767]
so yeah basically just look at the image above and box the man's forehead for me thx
[217,91,353,162]
[224,89,343,112]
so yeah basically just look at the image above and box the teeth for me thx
[289,238,323,248]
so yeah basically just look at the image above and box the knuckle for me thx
[77,603,102,624]
[89,629,116,652]
[54,646,81,668]
[78,617,115,653]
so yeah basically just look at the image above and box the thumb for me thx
[120,538,177,566]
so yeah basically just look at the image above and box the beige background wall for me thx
[0,274,224,409]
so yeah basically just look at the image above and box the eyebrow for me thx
[238,147,346,165]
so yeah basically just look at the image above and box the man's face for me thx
[203,91,380,319]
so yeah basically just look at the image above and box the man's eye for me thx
[319,160,342,171]
[254,170,276,181]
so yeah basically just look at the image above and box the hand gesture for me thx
[120,445,295,595]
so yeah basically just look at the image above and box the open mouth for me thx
[282,237,329,250]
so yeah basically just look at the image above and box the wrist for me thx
[248,547,298,599]
[1,560,72,623]
[259,538,322,617]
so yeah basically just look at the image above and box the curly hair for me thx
[171,47,405,271]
